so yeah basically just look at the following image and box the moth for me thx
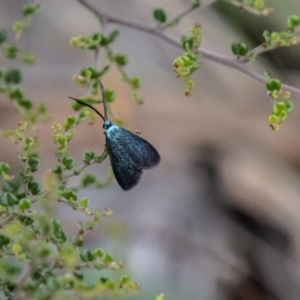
[69,81,160,191]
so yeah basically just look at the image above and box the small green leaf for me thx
[0,192,18,206]
[4,45,19,59]
[62,190,77,201]
[0,29,7,44]
[38,103,47,114]
[114,54,128,66]
[20,171,33,182]
[22,3,41,16]
[287,15,300,31]
[131,77,141,89]
[82,151,94,164]
[4,69,22,84]
[79,197,89,208]
[102,253,114,263]
[153,8,167,23]
[52,165,62,175]
[57,135,68,150]
[75,237,84,247]
[80,249,95,262]
[51,218,61,232]
[73,271,84,280]
[28,156,40,172]
[9,87,24,100]
[25,137,35,148]
[266,78,282,92]
[54,230,67,243]
[108,30,119,44]
[231,41,249,56]
[253,0,265,10]
[94,248,104,257]
[64,116,76,131]
[12,21,23,34]
[0,234,10,246]
[285,100,293,113]
[28,181,41,195]
[19,99,32,110]
[120,275,130,285]
[0,162,10,175]
[105,89,116,103]
[55,151,67,159]
[18,198,31,210]
[192,0,200,8]
[82,174,96,187]
[62,156,75,170]
[19,215,34,226]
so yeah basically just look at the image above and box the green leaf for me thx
[4,45,19,59]
[285,100,293,113]
[0,162,10,175]
[108,30,119,44]
[82,151,94,164]
[18,198,31,210]
[55,151,67,159]
[0,192,18,206]
[28,181,41,195]
[62,190,77,201]
[62,156,75,170]
[287,15,300,31]
[80,249,95,262]
[266,78,282,92]
[131,77,141,89]
[82,174,96,187]
[4,69,22,84]
[52,165,62,175]
[98,65,110,77]
[231,41,249,56]
[0,29,7,44]
[105,89,116,103]
[22,3,41,16]
[20,171,33,182]
[102,253,114,263]
[0,234,10,246]
[192,0,200,8]
[12,21,23,34]
[153,8,167,23]
[114,54,128,66]
[73,271,84,280]
[64,116,76,131]
[28,156,40,172]
[18,215,34,226]
[79,197,89,208]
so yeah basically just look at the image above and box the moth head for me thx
[103,120,112,130]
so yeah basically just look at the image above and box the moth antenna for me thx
[69,97,105,122]
[99,79,108,120]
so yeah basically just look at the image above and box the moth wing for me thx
[116,128,161,169]
[106,137,143,191]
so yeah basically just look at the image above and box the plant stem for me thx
[76,0,300,97]
[158,3,198,30]
[0,213,15,228]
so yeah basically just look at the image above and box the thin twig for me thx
[58,198,93,215]
[13,263,33,300]
[63,161,95,181]
[0,213,15,228]
[76,0,300,97]
[159,3,198,30]
[221,0,274,16]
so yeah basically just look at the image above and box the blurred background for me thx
[1,1,300,299]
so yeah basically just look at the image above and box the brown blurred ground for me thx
[1,1,300,299]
